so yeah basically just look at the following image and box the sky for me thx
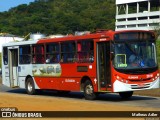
[0,0,35,12]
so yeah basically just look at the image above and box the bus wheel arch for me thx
[25,75,32,85]
[80,76,97,100]
[25,76,36,95]
[80,76,91,92]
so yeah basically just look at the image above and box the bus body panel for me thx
[33,77,81,91]
[2,65,9,87]
[32,63,98,91]
[18,77,27,88]
[112,70,159,92]
[18,64,40,89]
[2,47,10,87]
[33,76,98,92]
[18,65,33,77]
[113,77,159,92]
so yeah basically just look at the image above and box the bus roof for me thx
[38,30,114,44]
[2,40,38,47]
[2,30,154,47]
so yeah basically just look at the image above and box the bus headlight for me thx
[116,76,120,79]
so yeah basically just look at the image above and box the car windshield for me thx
[113,42,157,69]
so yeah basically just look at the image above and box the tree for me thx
[0,0,116,36]
[154,24,160,40]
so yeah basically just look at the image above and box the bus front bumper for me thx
[113,77,159,92]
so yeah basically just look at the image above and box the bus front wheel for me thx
[26,78,36,95]
[84,80,96,100]
[119,91,133,99]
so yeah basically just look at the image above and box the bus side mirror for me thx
[110,52,115,60]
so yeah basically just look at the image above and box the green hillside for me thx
[157,40,160,67]
[0,0,115,36]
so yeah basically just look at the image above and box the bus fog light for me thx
[152,78,154,81]
[157,73,159,77]
[117,76,120,79]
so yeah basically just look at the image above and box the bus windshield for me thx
[113,41,157,71]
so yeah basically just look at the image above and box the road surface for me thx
[0,84,160,111]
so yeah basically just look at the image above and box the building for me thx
[0,33,24,52]
[115,0,160,31]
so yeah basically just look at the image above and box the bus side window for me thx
[77,42,81,52]
[46,43,60,63]
[61,42,76,63]
[19,46,31,64]
[3,47,8,65]
[32,45,45,64]
[77,40,94,63]
[32,55,36,63]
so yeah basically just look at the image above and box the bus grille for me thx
[129,78,151,82]
[131,83,150,89]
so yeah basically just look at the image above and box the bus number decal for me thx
[65,79,75,83]
[128,76,138,79]
[146,74,153,78]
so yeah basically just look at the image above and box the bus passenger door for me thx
[9,49,18,87]
[97,42,111,91]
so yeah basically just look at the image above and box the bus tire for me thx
[119,91,133,99]
[26,78,36,95]
[84,80,96,100]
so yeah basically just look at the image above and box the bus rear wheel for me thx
[119,91,133,99]
[84,80,96,100]
[26,78,36,95]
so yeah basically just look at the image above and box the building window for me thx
[138,24,147,27]
[117,18,126,22]
[127,24,136,28]
[61,42,76,63]
[117,25,126,28]
[149,23,159,27]
[139,1,148,13]
[150,1,160,11]
[128,3,137,14]
[46,43,60,63]
[138,17,148,20]
[19,46,31,64]
[149,16,159,19]
[77,40,94,63]
[127,18,136,21]
[3,47,8,65]
[32,45,45,64]
[117,4,126,15]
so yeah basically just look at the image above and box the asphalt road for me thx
[0,84,160,109]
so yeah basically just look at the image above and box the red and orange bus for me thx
[2,30,159,100]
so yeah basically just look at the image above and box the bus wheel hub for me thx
[28,82,33,92]
[86,85,93,95]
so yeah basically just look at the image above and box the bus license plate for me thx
[138,83,145,87]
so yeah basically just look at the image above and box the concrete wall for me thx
[0,37,23,52]
[116,0,147,5]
